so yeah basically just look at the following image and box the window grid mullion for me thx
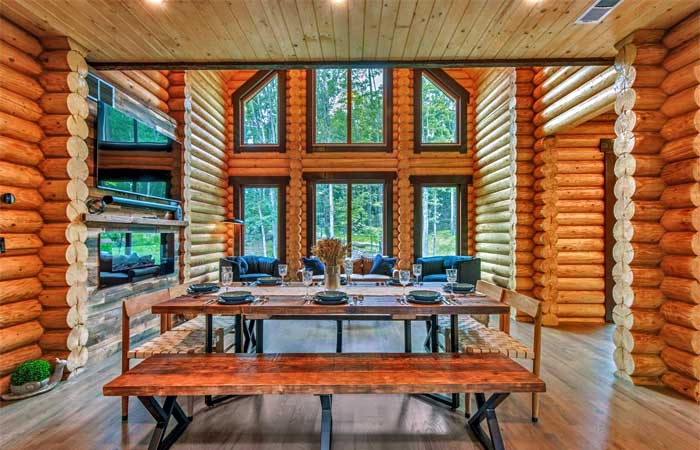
[347,68,352,145]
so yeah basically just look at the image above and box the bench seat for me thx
[438,316,533,359]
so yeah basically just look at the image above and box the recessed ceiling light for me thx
[146,0,164,5]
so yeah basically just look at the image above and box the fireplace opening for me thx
[98,231,175,288]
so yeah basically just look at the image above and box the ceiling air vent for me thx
[576,0,623,24]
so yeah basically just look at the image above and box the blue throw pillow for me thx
[416,256,444,276]
[369,254,396,276]
[233,256,248,274]
[302,257,325,275]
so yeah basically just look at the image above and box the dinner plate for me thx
[219,290,252,301]
[406,294,444,305]
[313,297,348,305]
[315,290,347,301]
[408,289,440,301]
[443,283,474,293]
[255,277,282,286]
[387,278,414,286]
[217,295,255,305]
[188,282,218,293]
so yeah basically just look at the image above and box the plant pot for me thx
[10,378,49,395]
[324,265,341,290]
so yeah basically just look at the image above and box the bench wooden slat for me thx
[104,353,545,397]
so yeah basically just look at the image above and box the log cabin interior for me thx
[0,1,698,450]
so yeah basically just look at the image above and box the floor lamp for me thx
[222,218,245,257]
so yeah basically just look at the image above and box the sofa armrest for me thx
[456,258,481,285]
[219,258,242,281]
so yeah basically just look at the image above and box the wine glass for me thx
[412,263,422,286]
[446,268,458,293]
[302,269,314,301]
[278,264,288,285]
[344,259,353,286]
[221,266,233,293]
[399,270,411,301]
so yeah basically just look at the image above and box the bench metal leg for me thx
[467,393,510,450]
[336,320,342,353]
[319,394,333,450]
[138,396,190,450]
[404,320,412,352]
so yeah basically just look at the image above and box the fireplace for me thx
[98,231,176,288]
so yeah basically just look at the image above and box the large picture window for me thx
[307,68,392,152]
[98,169,171,198]
[306,173,393,257]
[233,70,286,153]
[231,176,288,260]
[414,69,468,153]
[412,176,470,257]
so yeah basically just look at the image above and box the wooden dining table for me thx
[152,282,510,409]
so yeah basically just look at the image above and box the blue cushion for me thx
[423,273,447,282]
[257,257,278,275]
[369,254,396,277]
[302,257,325,275]
[416,256,444,276]
[444,255,472,270]
[232,256,248,274]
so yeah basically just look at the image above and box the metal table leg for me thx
[234,315,242,353]
[206,314,238,407]
[336,320,343,353]
[319,394,333,450]
[420,315,459,409]
[430,315,439,352]
[205,314,213,353]
[467,393,510,450]
[404,320,412,353]
[255,319,264,353]
[138,396,190,450]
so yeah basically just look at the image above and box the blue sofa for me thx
[414,255,481,284]
[219,256,280,282]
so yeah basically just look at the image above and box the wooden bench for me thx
[104,352,545,450]
[121,286,231,420]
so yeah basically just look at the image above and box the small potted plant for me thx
[10,359,52,395]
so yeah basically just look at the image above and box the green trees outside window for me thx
[243,187,279,258]
[103,104,169,144]
[314,182,384,257]
[421,186,458,256]
[421,74,457,144]
[243,74,278,145]
[314,68,385,145]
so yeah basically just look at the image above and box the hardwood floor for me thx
[1,319,698,450]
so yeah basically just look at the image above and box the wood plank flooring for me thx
[1,319,698,450]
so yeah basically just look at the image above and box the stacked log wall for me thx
[658,12,700,401]
[185,71,229,282]
[553,117,615,323]
[100,70,171,116]
[0,18,46,392]
[286,70,305,273]
[37,38,91,373]
[612,33,670,386]
[530,65,616,325]
[514,69,536,298]
[473,68,517,288]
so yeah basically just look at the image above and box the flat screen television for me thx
[95,102,176,201]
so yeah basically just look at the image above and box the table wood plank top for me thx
[103,353,546,397]
[151,287,509,317]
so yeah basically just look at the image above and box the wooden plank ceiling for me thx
[1,0,695,66]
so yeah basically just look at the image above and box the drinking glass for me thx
[412,263,422,286]
[446,268,458,293]
[278,264,288,285]
[344,259,353,286]
[302,269,314,300]
[221,267,233,293]
[399,270,411,300]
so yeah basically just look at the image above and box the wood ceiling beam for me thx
[90,57,615,71]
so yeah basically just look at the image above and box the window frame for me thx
[411,175,472,258]
[230,176,289,261]
[413,69,469,154]
[97,102,173,151]
[304,172,395,257]
[306,68,393,153]
[233,70,287,153]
